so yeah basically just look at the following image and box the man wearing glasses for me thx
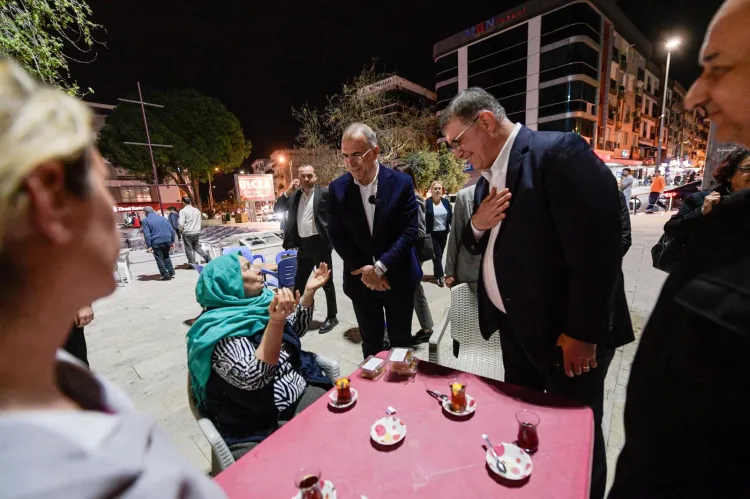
[441,88,632,499]
[327,123,421,358]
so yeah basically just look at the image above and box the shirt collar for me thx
[481,122,522,182]
[353,163,379,188]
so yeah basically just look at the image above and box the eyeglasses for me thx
[448,115,480,152]
[341,148,373,164]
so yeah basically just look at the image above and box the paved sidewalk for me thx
[85,213,669,489]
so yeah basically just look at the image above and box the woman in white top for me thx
[0,60,224,499]
[424,181,453,288]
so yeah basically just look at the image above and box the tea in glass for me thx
[334,377,351,405]
[449,380,467,412]
[294,469,322,499]
[516,410,540,453]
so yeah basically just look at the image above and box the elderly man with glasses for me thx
[327,122,422,358]
[441,88,633,499]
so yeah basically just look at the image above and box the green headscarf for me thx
[186,253,274,408]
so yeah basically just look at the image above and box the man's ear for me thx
[23,161,77,245]
[479,111,497,135]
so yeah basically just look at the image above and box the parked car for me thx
[662,179,703,209]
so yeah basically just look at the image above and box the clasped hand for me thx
[352,265,390,291]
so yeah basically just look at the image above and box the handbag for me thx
[651,232,683,273]
[416,234,435,262]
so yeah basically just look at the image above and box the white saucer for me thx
[370,416,407,446]
[441,394,477,416]
[292,479,335,498]
[485,442,533,480]
[328,388,358,409]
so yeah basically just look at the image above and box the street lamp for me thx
[657,37,682,170]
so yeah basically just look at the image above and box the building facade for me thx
[433,0,708,169]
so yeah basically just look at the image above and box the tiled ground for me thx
[85,212,670,492]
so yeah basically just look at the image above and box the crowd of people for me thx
[1,0,750,497]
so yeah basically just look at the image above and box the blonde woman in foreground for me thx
[0,60,225,498]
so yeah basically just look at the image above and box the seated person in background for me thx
[187,254,333,459]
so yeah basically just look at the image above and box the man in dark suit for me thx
[328,123,421,358]
[441,88,633,499]
[274,165,338,334]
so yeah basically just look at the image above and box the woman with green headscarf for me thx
[187,254,333,458]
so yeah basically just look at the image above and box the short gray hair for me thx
[439,87,506,128]
[342,122,378,147]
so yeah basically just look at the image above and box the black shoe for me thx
[169,273,176,278]
[412,329,433,345]
[160,276,172,281]
[437,277,445,288]
[319,317,339,334]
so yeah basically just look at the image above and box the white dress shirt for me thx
[296,190,318,238]
[353,163,379,236]
[471,122,523,313]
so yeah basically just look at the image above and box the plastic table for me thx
[215,356,594,498]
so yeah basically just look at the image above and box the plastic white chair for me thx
[429,283,504,381]
[114,249,133,284]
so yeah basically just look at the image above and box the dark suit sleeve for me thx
[378,181,418,271]
[273,194,290,214]
[543,133,623,344]
[663,191,706,240]
[619,191,632,256]
[327,185,371,269]
[316,187,331,243]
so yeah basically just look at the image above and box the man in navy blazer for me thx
[328,123,422,357]
[441,88,633,499]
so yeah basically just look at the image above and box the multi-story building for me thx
[358,75,437,115]
[432,0,707,171]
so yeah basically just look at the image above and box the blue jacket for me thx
[462,126,633,368]
[142,212,175,248]
[168,211,180,232]
[425,197,453,234]
[328,165,422,299]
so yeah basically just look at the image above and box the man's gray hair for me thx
[342,122,378,147]
[143,206,154,214]
[439,87,507,128]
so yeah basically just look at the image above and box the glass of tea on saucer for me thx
[294,468,322,499]
[449,379,467,412]
[335,377,352,405]
[516,410,540,453]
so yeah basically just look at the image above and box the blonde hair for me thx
[0,59,94,248]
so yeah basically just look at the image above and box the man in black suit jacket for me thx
[328,123,422,357]
[274,165,338,334]
[441,88,633,499]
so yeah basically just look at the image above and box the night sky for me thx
[73,0,724,161]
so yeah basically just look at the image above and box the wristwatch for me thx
[373,261,386,277]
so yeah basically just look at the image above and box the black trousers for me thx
[293,235,337,318]
[430,230,449,278]
[646,192,666,211]
[63,325,89,367]
[152,242,175,278]
[497,312,612,499]
[352,289,414,358]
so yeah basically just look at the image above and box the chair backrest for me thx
[277,256,297,287]
[449,283,480,345]
[223,245,253,262]
[275,249,298,264]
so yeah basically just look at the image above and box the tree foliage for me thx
[98,89,251,208]
[0,0,103,95]
[403,143,468,195]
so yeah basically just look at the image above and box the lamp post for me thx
[656,37,681,170]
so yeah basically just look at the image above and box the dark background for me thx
[73,0,723,161]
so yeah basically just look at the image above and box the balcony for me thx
[604,141,616,152]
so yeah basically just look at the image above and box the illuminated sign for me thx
[235,174,275,202]
[464,8,527,38]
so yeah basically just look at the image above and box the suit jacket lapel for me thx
[373,165,392,239]
[312,184,321,217]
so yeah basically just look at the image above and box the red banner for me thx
[235,174,275,202]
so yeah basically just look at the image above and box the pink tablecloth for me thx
[215,358,594,498]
